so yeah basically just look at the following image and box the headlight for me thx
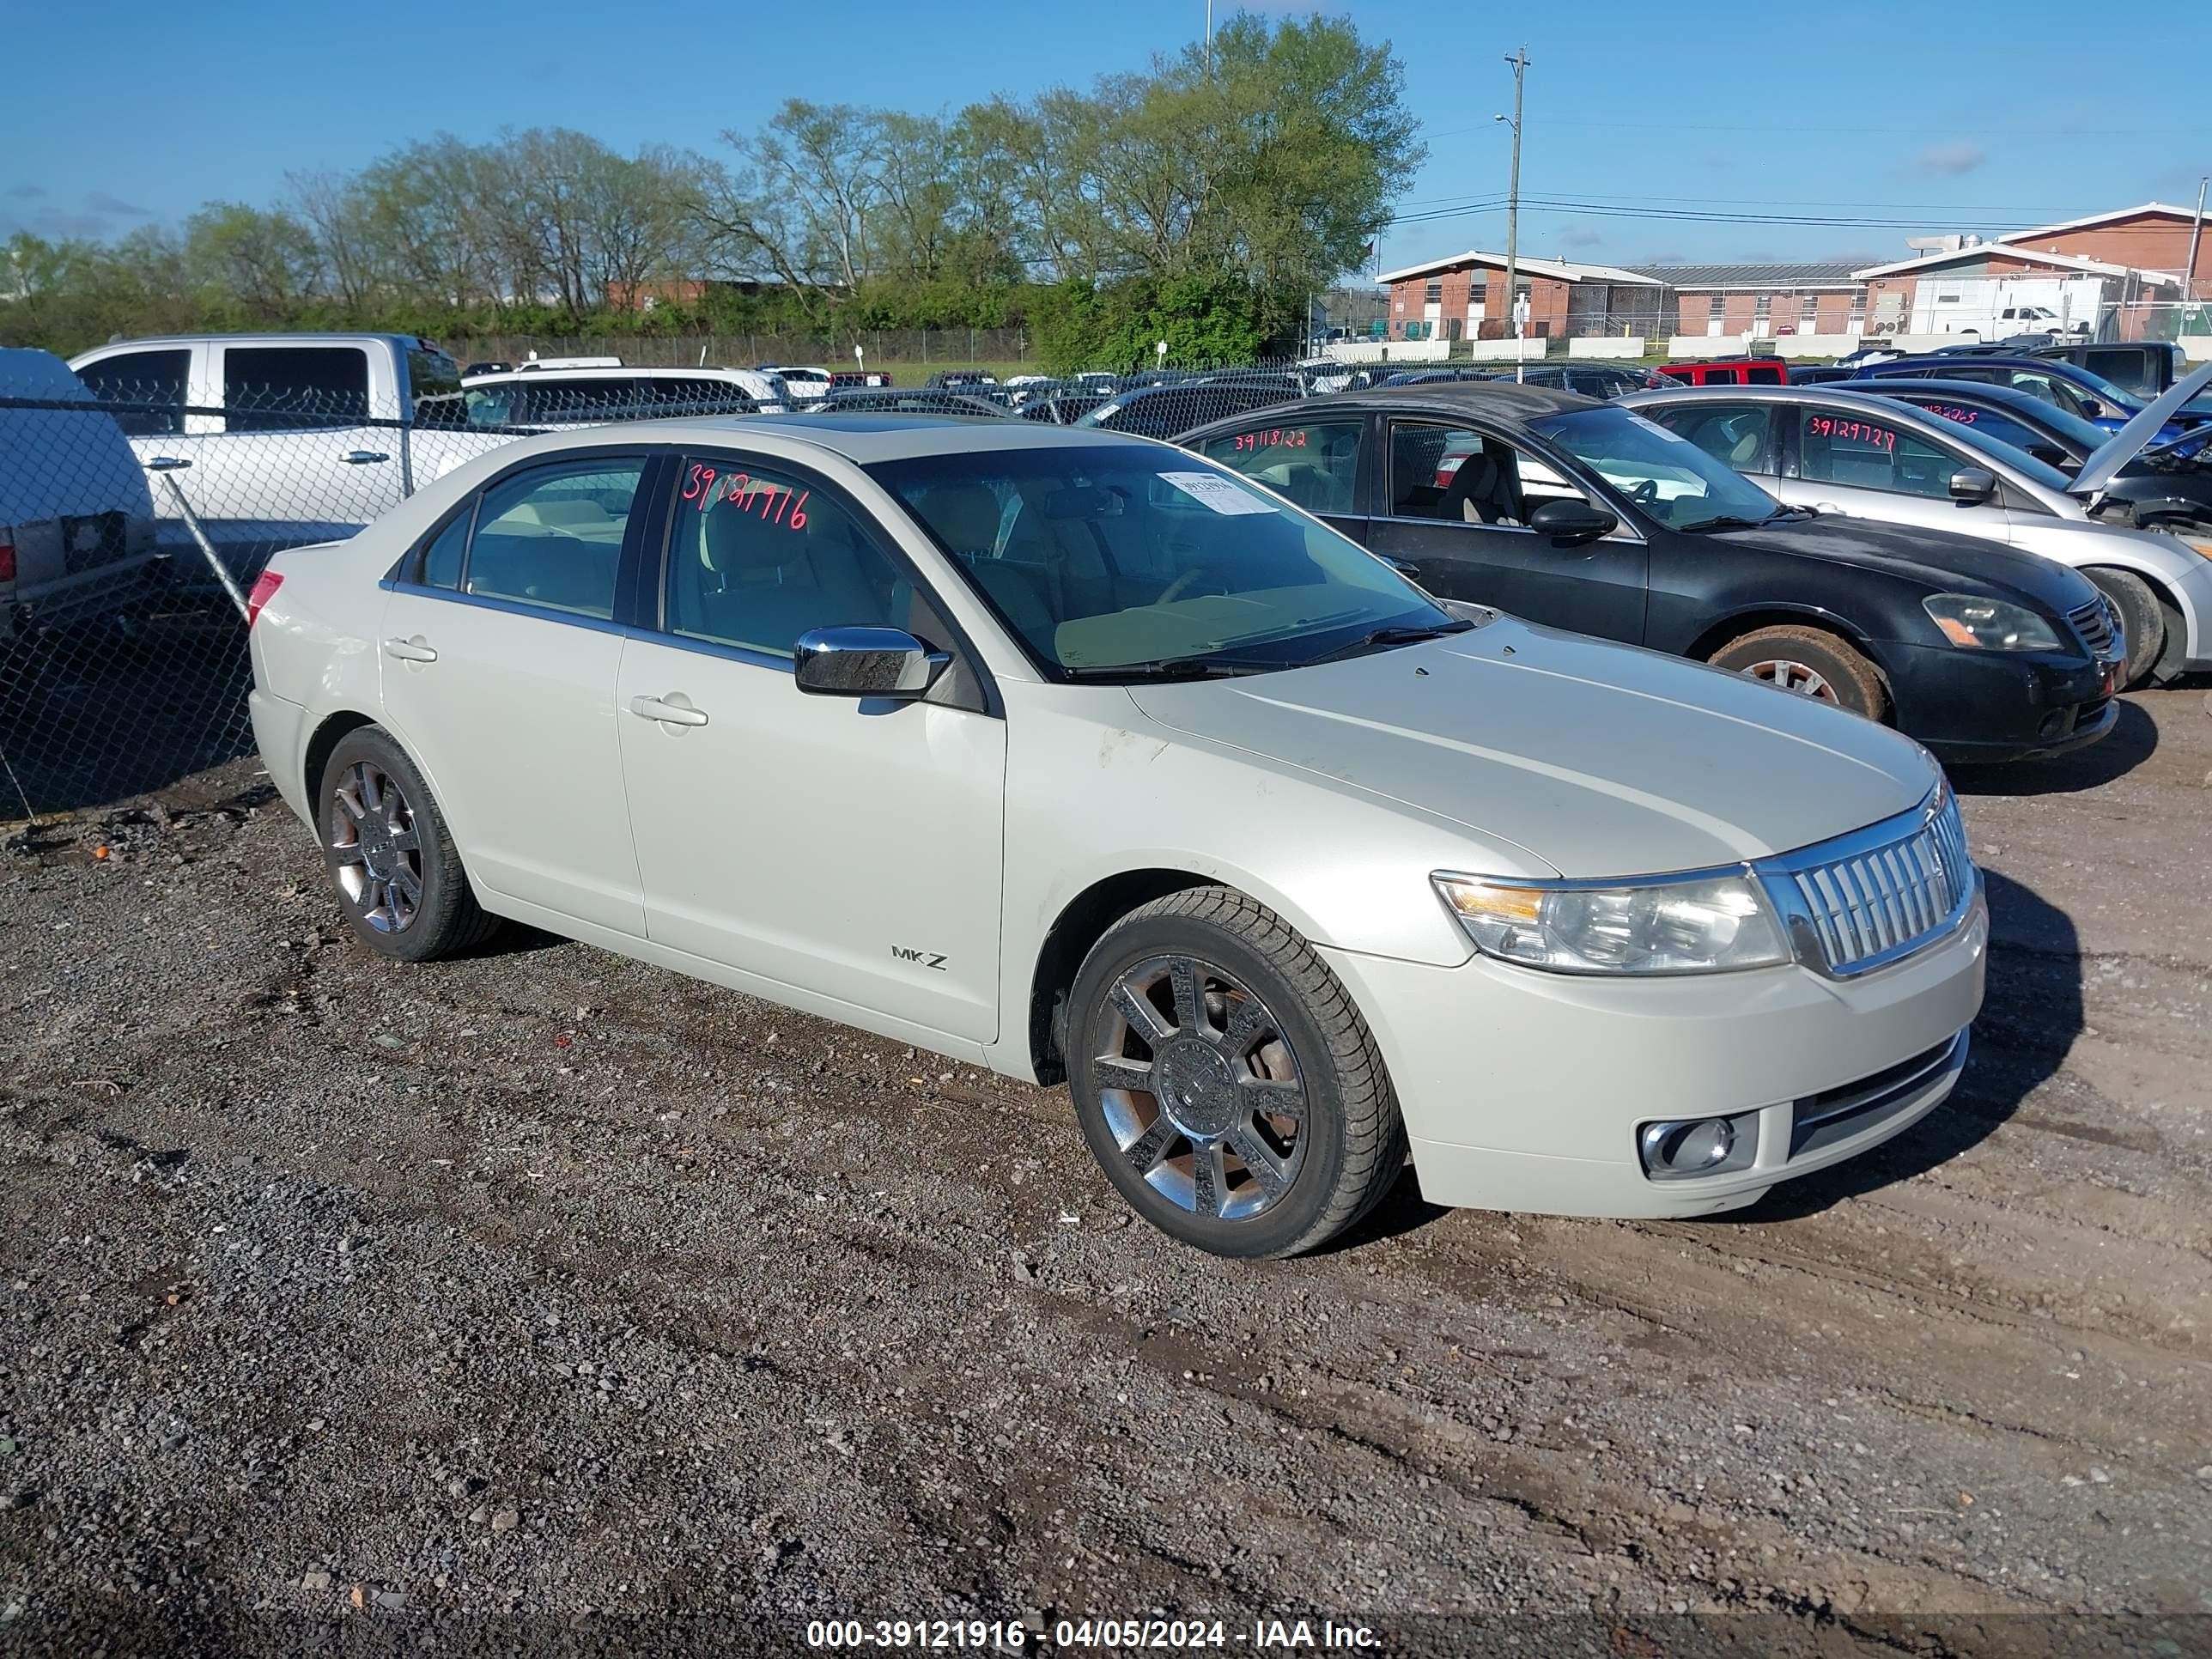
[1921,593,2063,651]
[1433,872,1790,975]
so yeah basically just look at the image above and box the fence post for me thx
[152,470,252,623]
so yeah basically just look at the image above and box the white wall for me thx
[1322,339,1452,363]
[1569,336,1643,357]
[2179,335,2212,362]
[1466,337,1552,362]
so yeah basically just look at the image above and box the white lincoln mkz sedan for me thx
[248,413,1987,1256]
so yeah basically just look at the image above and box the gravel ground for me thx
[1,689,2208,1658]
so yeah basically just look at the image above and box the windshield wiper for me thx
[1296,619,1474,668]
[1058,655,1279,682]
[1677,513,1781,533]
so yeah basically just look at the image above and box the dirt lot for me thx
[1,690,2208,1657]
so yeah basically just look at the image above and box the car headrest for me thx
[915,485,1002,556]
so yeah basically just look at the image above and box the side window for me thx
[1200,420,1363,515]
[1389,422,1493,520]
[463,459,641,618]
[223,346,371,431]
[76,349,191,437]
[1914,402,2045,457]
[1747,364,1784,384]
[1657,404,1774,475]
[415,507,472,590]
[665,457,908,657]
[1797,412,1960,499]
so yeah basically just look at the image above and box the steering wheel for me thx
[1629,478,1660,507]
[1159,568,1208,604]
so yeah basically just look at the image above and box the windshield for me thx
[1528,405,1784,529]
[1911,409,2080,490]
[2046,364,2139,410]
[870,444,1453,677]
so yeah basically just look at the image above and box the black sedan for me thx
[1175,382,2123,764]
[1847,376,2212,537]
[1073,380,1304,440]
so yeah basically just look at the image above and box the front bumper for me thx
[1320,887,1987,1218]
[1881,641,2116,764]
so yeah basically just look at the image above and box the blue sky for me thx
[6,0,2209,276]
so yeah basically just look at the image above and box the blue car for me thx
[1848,355,2211,453]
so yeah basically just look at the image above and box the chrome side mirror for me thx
[1948,466,1997,506]
[793,626,950,700]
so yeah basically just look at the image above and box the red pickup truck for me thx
[1656,358,1790,386]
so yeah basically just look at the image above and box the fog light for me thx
[1638,1111,1759,1180]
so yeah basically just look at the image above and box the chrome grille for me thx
[1765,788,1973,976]
[2069,599,2119,662]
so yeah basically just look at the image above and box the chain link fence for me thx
[0,354,1306,823]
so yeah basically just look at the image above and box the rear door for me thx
[377,452,653,936]
[1364,416,1648,642]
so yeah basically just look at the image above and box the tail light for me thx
[246,568,283,627]
[0,526,15,586]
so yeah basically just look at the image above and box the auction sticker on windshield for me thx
[1160,471,1275,515]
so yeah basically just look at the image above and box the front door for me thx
[616,452,1006,1044]
[1363,416,1649,643]
[377,453,650,936]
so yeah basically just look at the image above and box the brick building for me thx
[1635,262,1863,339]
[1373,200,2209,350]
[2002,203,2212,298]
[1376,252,1664,341]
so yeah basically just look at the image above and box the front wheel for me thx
[2081,567,2165,690]
[1706,624,1887,720]
[1066,888,1407,1258]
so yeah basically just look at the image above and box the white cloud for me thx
[1912,142,1987,176]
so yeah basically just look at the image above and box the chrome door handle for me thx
[146,456,192,471]
[342,451,391,465]
[382,637,438,663]
[629,695,708,727]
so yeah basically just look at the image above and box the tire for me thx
[1066,886,1407,1259]
[1706,624,1886,720]
[317,726,500,963]
[2081,567,2165,690]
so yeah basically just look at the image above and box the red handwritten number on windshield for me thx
[1231,428,1308,452]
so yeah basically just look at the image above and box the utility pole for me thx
[1205,0,1213,76]
[2185,176,2208,303]
[1498,48,1529,380]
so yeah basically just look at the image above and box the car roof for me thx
[1848,378,2069,419]
[1286,380,1598,422]
[500,411,1158,463]
[463,365,763,384]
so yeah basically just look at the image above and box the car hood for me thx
[1127,617,1937,879]
[1704,513,2094,615]
[2075,361,2212,495]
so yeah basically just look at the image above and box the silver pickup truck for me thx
[68,332,523,586]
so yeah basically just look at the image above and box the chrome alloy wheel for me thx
[1094,956,1308,1221]
[1740,658,1838,702]
[328,761,423,933]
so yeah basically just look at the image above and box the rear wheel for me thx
[1066,888,1405,1259]
[2081,567,2165,690]
[1706,624,1886,720]
[319,726,499,962]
